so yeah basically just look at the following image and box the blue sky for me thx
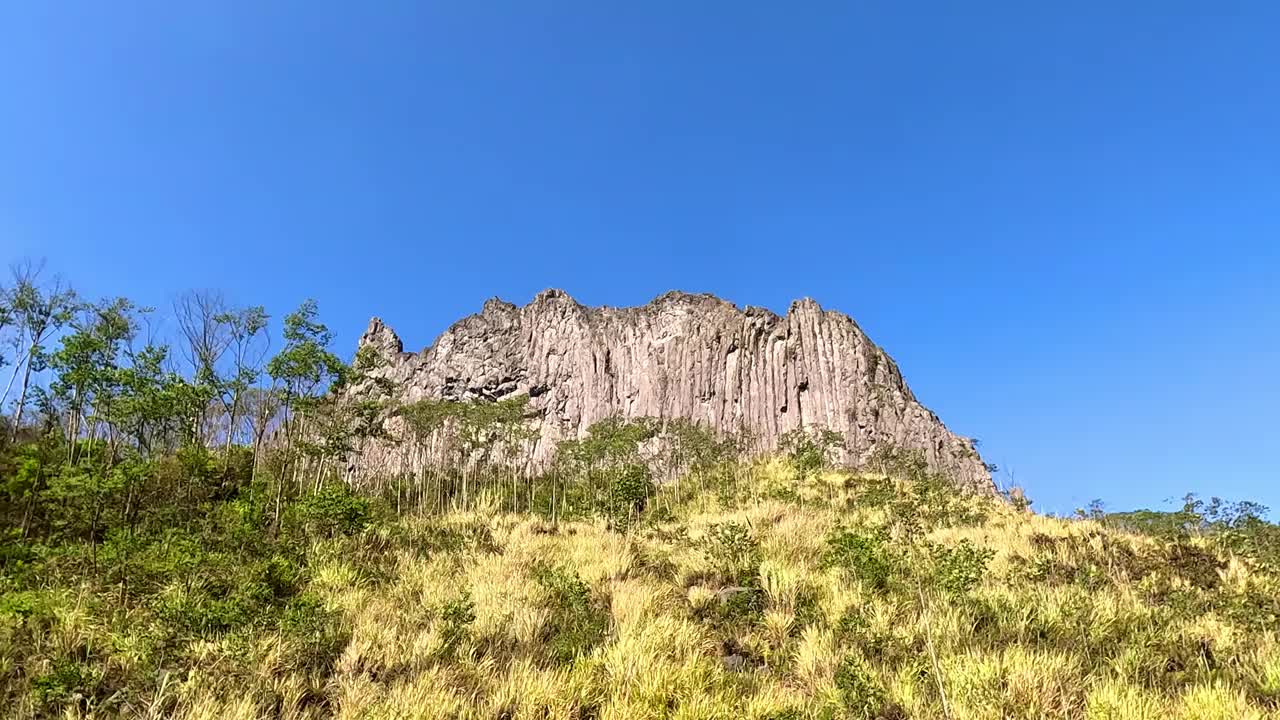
[2,2,1277,516]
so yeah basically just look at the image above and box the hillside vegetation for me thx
[1,274,1279,718]
[5,431,1280,719]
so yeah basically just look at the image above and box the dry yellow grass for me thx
[14,461,1279,719]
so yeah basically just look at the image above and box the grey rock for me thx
[716,586,756,606]
[721,654,747,672]
[348,290,992,492]
[358,316,405,358]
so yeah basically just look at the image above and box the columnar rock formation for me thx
[353,290,993,492]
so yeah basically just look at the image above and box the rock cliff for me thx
[353,290,993,492]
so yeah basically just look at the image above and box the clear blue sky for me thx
[2,2,1277,516]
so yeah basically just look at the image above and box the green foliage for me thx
[436,591,477,659]
[834,609,893,663]
[532,564,610,664]
[716,585,765,625]
[268,300,341,391]
[1106,494,1280,572]
[604,463,653,531]
[6,265,1280,717]
[400,395,533,456]
[280,592,349,671]
[701,521,760,586]
[556,416,660,468]
[823,528,895,592]
[548,416,666,528]
[834,655,888,719]
[929,539,995,595]
[404,518,499,556]
[862,446,991,536]
[295,483,373,538]
[32,657,104,711]
[779,427,845,477]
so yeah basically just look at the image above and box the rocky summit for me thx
[353,289,993,492]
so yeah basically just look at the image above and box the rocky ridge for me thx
[352,290,993,492]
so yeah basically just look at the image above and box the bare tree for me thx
[173,290,232,447]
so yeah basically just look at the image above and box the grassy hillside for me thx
[4,443,1280,719]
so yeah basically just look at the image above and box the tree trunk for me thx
[222,392,242,471]
[0,353,22,409]
[65,388,83,466]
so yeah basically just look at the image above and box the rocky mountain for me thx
[352,290,993,492]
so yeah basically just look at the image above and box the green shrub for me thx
[295,484,372,538]
[533,564,609,664]
[32,657,104,711]
[834,608,880,654]
[867,447,990,533]
[437,591,476,659]
[604,463,653,532]
[929,539,995,595]
[401,519,499,557]
[834,655,887,719]
[281,591,348,672]
[823,528,895,592]
[0,589,47,621]
[716,585,765,626]
[793,584,825,630]
[701,522,760,586]
[780,428,845,478]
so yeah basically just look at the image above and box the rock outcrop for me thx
[352,290,993,492]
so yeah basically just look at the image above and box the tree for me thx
[2,262,78,440]
[552,416,660,524]
[48,297,146,463]
[173,290,233,447]
[215,304,269,454]
[397,394,533,512]
[780,426,846,478]
[265,300,345,527]
[0,283,12,371]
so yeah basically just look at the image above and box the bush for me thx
[930,539,995,595]
[32,657,104,711]
[533,565,610,664]
[296,484,372,538]
[780,428,845,478]
[713,585,765,626]
[834,655,888,719]
[823,528,895,592]
[867,447,990,533]
[701,522,760,586]
[604,463,653,532]
[281,591,349,671]
[436,591,476,659]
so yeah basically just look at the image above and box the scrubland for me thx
[5,450,1279,719]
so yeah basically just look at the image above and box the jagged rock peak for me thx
[357,316,404,357]
[353,290,993,492]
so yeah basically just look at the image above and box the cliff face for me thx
[354,290,993,492]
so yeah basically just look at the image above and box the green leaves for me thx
[834,655,889,719]
[435,591,476,659]
[779,427,845,478]
[532,564,609,664]
[604,463,653,531]
[928,539,995,596]
[702,521,761,586]
[294,484,373,538]
[822,528,896,592]
[555,416,659,470]
[267,299,345,400]
[551,416,661,529]
[399,395,534,462]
